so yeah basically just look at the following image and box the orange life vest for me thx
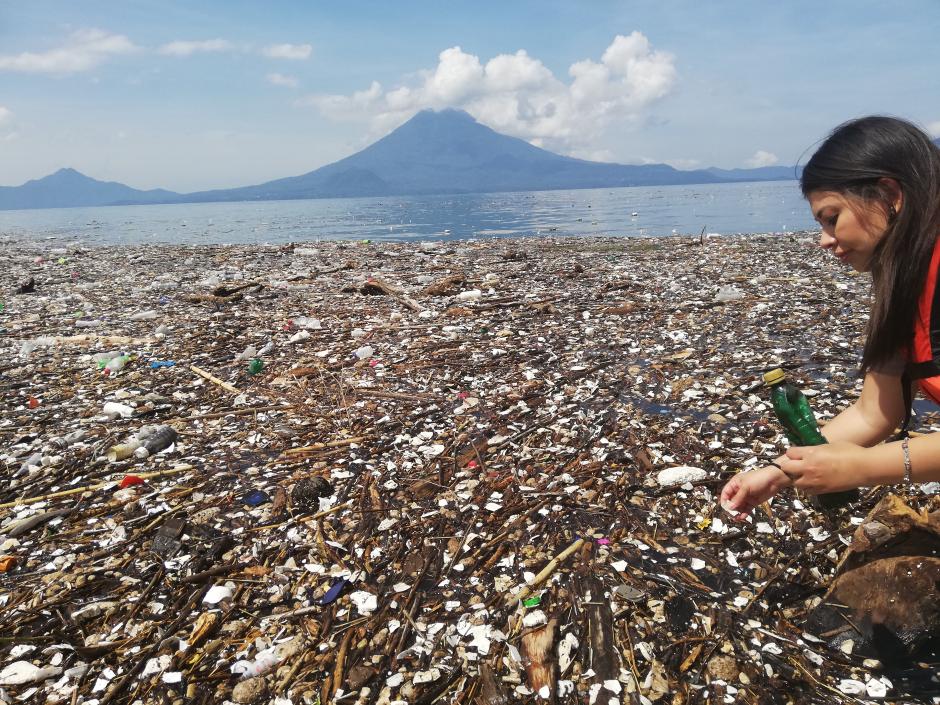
[904,236,940,420]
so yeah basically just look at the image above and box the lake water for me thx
[0,180,817,246]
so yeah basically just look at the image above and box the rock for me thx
[346,663,377,691]
[706,654,739,682]
[232,676,267,703]
[807,494,940,664]
[656,466,707,487]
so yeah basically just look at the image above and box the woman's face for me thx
[806,190,891,272]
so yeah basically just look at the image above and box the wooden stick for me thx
[330,627,354,700]
[282,437,368,456]
[32,334,159,347]
[354,388,436,403]
[363,276,425,313]
[0,465,194,510]
[506,537,587,605]
[247,500,354,532]
[190,365,241,394]
[184,404,293,421]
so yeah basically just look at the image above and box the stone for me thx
[706,654,740,682]
[656,466,707,487]
[232,676,267,704]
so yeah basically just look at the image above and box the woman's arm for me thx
[721,369,913,516]
[782,433,940,490]
[817,369,909,446]
[780,370,940,490]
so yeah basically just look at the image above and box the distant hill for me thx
[0,168,178,210]
[0,110,803,210]
[706,165,800,181]
[177,109,747,203]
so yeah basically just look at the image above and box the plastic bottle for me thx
[107,440,142,462]
[94,351,122,369]
[763,368,860,509]
[235,345,258,362]
[103,354,132,375]
[142,425,178,454]
[248,358,264,375]
[130,310,159,321]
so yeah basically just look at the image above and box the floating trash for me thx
[0,233,928,703]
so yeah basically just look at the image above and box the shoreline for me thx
[1,234,934,703]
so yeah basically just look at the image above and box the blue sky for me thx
[1,0,939,192]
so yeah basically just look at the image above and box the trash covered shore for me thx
[1,233,938,705]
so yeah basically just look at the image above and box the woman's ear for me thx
[878,177,903,216]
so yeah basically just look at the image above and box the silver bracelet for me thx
[901,437,912,484]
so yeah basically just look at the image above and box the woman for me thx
[721,116,940,519]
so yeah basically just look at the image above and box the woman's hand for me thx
[778,441,867,494]
[720,466,791,520]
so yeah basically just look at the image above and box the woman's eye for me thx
[826,215,838,227]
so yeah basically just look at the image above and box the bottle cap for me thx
[762,368,786,385]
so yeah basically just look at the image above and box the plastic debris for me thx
[0,234,932,704]
[242,489,270,507]
[319,579,347,605]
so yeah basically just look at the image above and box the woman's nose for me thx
[818,229,836,249]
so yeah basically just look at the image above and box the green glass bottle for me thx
[763,368,859,510]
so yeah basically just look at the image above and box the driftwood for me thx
[0,465,194,510]
[30,334,159,347]
[345,276,424,312]
[506,538,586,606]
[181,281,263,305]
[521,618,557,702]
[807,494,940,663]
[475,663,508,705]
[422,272,466,296]
[190,365,241,394]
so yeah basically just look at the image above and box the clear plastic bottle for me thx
[103,354,131,375]
[763,368,859,509]
[94,351,122,369]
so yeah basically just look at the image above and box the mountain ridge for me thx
[0,168,178,211]
[1,110,807,210]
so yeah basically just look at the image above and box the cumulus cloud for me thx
[262,43,312,60]
[0,106,17,141]
[746,150,778,168]
[927,121,940,138]
[299,32,676,153]
[0,28,136,74]
[267,72,298,88]
[158,39,233,56]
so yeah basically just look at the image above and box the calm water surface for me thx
[0,180,817,246]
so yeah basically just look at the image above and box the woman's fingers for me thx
[785,446,805,460]
[720,478,739,503]
[776,456,801,481]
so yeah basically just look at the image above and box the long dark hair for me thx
[800,116,940,373]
